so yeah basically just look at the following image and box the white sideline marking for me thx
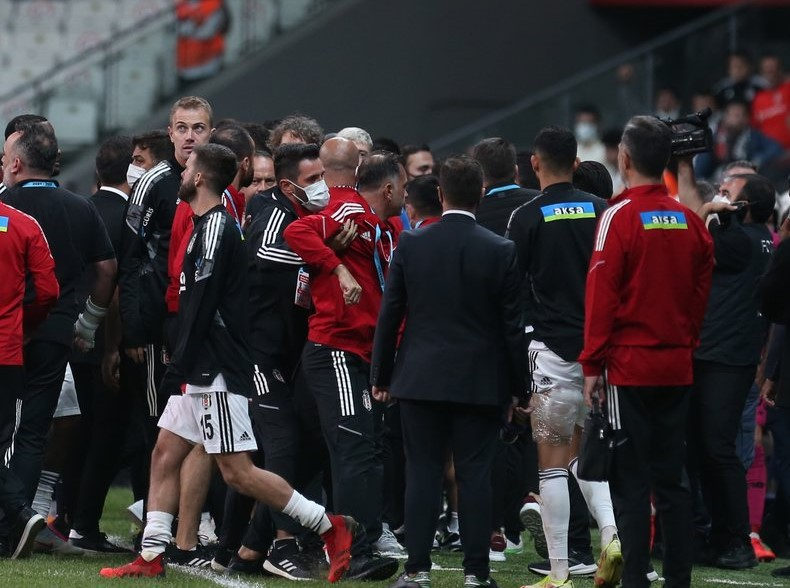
[174,565,266,588]
[703,578,786,587]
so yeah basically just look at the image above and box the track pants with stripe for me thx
[301,342,384,556]
[0,366,29,519]
[607,384,692,588]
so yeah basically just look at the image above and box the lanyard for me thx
[485,183,520,197]
[373,225,393,292]
[399,207,411,232]
[223,189,242,236]
[22,181,58,189]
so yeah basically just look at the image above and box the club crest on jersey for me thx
[362,389,372,411]
[202,394,212,409]
[273,369,285,383]
[640,211,688,230]
[541,202,596,222]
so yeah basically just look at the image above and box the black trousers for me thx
[492,437,528,538]
[9,340,70,502]
[400,399,500,578]
[302,342,384,556]
[382,402,406,530]
[69,359,134,535]
[0,366,29,520]
[688,359,753,550]
[609,385,692,588]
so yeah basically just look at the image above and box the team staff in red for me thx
[284,151,406,581]
[579,116,714,588]
[0,199,58,559]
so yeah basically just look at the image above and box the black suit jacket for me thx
[371,212,526,407]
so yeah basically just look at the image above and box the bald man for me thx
[320,137,359,201]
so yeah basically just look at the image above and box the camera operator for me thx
[678,156,776,569]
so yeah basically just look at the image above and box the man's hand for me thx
[583,375,605,408]
[333,264,362,304]
[102,350,121,392]
[372,385,390,404]
[761,378,777,407]
[328,220,358,252]
[125,346,146,364]
[508,395,532,424]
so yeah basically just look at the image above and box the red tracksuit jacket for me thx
[578,184,714,386]
[0,202,59,365]
[284,191,398,363]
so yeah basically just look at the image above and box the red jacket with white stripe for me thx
[578,184,714,386]
[284,191,398,363]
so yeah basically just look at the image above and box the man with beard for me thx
[100,143,357,581]
[158,123,255,564]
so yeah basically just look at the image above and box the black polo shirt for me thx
[3,179,115,346]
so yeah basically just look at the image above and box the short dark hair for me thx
[132,129,173,163]
[210,124,254,162]
[273,143,321,183]
[516,150,540,190]
[5,114,47,140]
[621,116,672,179]
[724,159,758,173]
[192,143,238,195]
[725,98,752,114]
[268,114,324,150]
[575,104,600,121]
[242,122,271,151]
[96,135,133,186]
[357,151,403,192]
[439,155,483,209]
[573,160,613,200]
[739,174,776,223]
[372,136,401,156]
[406,174,441,217]
[13,121,58,175]
[533,126,577,174]
[472,137,516,184]
[401,143,431,167]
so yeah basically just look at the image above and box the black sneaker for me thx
[69,531,132,554]
[9,507,46,559]
[528,548,597,576]
[713,542,758,570]
[346,553,399,581]
[263,537,314,581]
[772,565,790,578]
[166,543,214,568]
[211,546,236,571]
[227,554,265,575]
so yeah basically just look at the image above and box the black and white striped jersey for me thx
[118,158,182,347]
[245,188,309,378]
[167,204,254,397]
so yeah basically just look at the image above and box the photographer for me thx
[678,156,776,569]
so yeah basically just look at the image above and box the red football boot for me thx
[99,553,166,578]
[321,514,358,583]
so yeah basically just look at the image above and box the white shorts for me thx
[53,363,81,419]
[528,340,588,445]
[157,391,258,455]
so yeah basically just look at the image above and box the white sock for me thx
[32,470,59,517]
[447,512,459,534]
[282,490,331,535]
[539,468,570,581]
[569,458,617,547]
[140,511,174,561]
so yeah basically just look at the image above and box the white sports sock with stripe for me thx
[32,470,59,517]
[141,511,174,561]
[539,468,570,582]
[282,490,332,535]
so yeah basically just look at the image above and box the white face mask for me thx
[290,179,330,212]
[126,163,146,187]
[575,121,598,144]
